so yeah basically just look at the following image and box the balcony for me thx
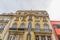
[9,28,25,34]
[9,28,52,34]
[0,20,9,23]
[9,28,17,30]
[18,28,25,30]
[34,29,52,33]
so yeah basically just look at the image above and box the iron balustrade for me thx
[9,28,52,33]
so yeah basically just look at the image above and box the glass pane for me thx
[44,24,49,29]
[35,24,40,31]
[28,23,32,30]
[20,23,25,28]
[12,23,17,28]
[3,17,9,21]
[54,25,60,28]
[0,24,4,30]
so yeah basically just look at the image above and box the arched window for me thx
[28,16,32,21]
[28,22,32,30]
[20,23,25,28]
[44,24,49,32]
[12,23,17,28]
[0,24,4,30]
[35,23,40,31]
[44,24,49,30]
[27,33,31,40]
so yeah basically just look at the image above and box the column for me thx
[39,36,41,40]
[11,35,14,40]
[46,36,47,40]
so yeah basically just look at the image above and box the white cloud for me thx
[47,0,60,20]
[0,0,52,13]
[1,0,60,20]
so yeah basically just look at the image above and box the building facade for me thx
[0,10,55,40]
[51,21,60,40]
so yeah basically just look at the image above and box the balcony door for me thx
[28,22,32,31]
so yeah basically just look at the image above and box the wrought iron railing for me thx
[9,28,52,32]
[34,29,52,32]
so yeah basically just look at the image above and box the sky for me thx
[0,0,60,20]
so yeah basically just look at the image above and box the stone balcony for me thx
[9,28,52,33]
[34,29,52,33]
[0,20,9,23]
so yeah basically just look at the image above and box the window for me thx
[41,36,46,40]
[28,16,32,21]
[44,24,49,32]
[0,24,4,30]
[47,36,51,40]
[27,33,31,40]
[28,22,32,31]
[35,35,39,40]
[44,24,49,29]
[12,23,17,28]
[35,24,40,31]
[2,17,9,21]
[54,24,60,28]
[20,23,25,28]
